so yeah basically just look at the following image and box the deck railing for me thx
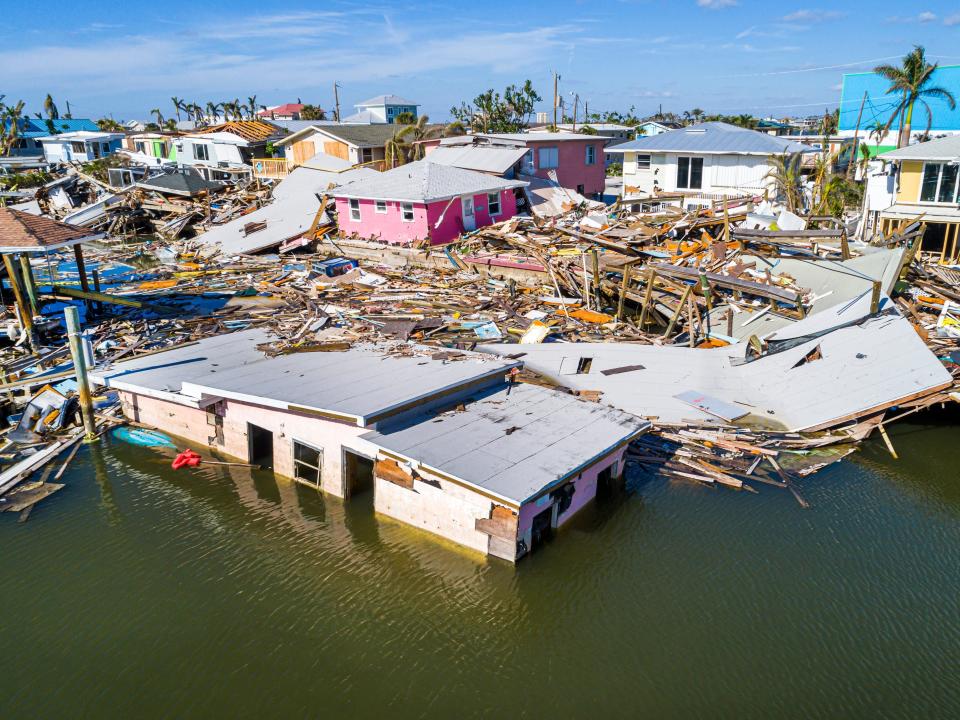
[251,158,291,179]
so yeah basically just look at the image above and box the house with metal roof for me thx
[3,118,100,157]
[608,122,814,205]
[331,159,526,245]
[872,135,960,263]
[37,130,124,165]
[342,94,419,124]
[173,121,286,180]
[91,328,647,561]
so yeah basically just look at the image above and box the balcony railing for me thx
[251,157,291,179]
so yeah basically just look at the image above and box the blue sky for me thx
[3,0,960,122]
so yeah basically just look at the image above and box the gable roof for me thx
[608,122,812,155]
[258,103,305,116]
[191,120,282,142]
[0,208,100,252]
[331,159,526,203]
[879,134,960,161]
[356,95,419,107]
[306,124,408,147]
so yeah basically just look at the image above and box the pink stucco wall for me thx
[525,139,606,196]
[516,447,627,540]
[335,188,518,246]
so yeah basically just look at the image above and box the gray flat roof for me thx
[91,329,520,426]
[363,382,648,505]
[607,122,813,156]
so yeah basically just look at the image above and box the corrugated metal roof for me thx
[425,145,528,174]
[478,131,602,143]
[331,160,526,203]
[608,122,813,155]
[363,382,648,504]
[879,134,960,161]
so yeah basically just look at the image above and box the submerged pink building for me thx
[332,160,526,246]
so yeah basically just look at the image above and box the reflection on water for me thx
[1,422,959,718]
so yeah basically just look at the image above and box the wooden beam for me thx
[49,285,143,308]
[2,253,33,341]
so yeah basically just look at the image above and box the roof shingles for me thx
[0,208,95,251]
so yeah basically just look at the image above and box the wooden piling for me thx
[64,306,97,441]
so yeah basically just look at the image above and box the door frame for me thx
[341,447,376,499]
[461,195,476,231]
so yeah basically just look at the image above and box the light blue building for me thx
[2,118,100,157]
[38,131,125,164]
[838,66,960,154]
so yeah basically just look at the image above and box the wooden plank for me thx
[650,263,802,304]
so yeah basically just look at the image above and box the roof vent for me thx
[685,129,706,134]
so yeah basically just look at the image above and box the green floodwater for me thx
[2,414,959,719]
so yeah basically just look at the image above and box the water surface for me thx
[2,415,958,719]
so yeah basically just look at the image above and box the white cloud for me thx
[697,0,737,9]
[781,9,847,23]
[886,11,938,23]
[946,13,960,26]
[919,11,938,23]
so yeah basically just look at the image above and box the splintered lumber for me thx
[650,263,802,305]
[2,482,65,513]
[0,429,83,496]
[50,285,143,308]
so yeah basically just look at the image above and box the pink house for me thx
[425,132,608,197]
[332,160,526,246]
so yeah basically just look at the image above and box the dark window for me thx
[293,441,323,487]
[938,164,959,203]
[636,154,651,170]
[71,141,85,153]
[193,144,210,161]
[920,163,939,202]
[677,156,703,189]
[488,192,500,215]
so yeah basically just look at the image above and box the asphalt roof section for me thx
[363,382,648,505]
[311,124,435,147]
[356,95,419,107]
[0,207,97,252]
[879,134,960,161]
[136,170,226,197]
[607,122,813,155]
[425,144,529,174]
[191,121,283,142]
[331,159,526,203]
[91,328,521,426]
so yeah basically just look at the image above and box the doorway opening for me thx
[529,504,555,552]
[247,423,274,469]
[343,449,374,500]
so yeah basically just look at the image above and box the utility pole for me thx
[65,100,72,119]
[847,90,868,179]
[333,82,341,122]
[572,93,579,131]
[584,101,589,123]
[64,306,97,441]
[552,72,559,131]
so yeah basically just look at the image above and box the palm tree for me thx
[766,153,804,214]
[443,121,466,137]
[1,100,26,156]
[43,94,59,120]
[875,46,957,148]
[97,117,123,132]
[247,95,258,120]
[163,118,178,132]
[171,96,183,121]
[150,108,164,127]
[868,120,886,149]
[384,133,406,169]
[691,107,704,123]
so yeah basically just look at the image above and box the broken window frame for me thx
[487,192,501,216]
[293,440,323,488]
[193,144,210,161]
[349,198,361,221]
[70,141,85,153]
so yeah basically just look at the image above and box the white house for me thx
[607,122,814,204]
[37,131,124,164]
[173,120,285,180]
[342,95,419,124]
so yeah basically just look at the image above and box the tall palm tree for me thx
[171,96,182,121]
[875,46,957,148]
[97,117,123,132]
[1,100,26,156]
[247,96,258,120]
[150,108,164,127]
[766,153,804,214]
[868,120,886,148]
[691,107,704,123]
[43,94,59,120]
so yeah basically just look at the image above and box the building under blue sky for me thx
[839,65,960,134]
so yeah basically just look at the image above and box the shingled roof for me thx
[0,208,98,252]
[192,120,283,142]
